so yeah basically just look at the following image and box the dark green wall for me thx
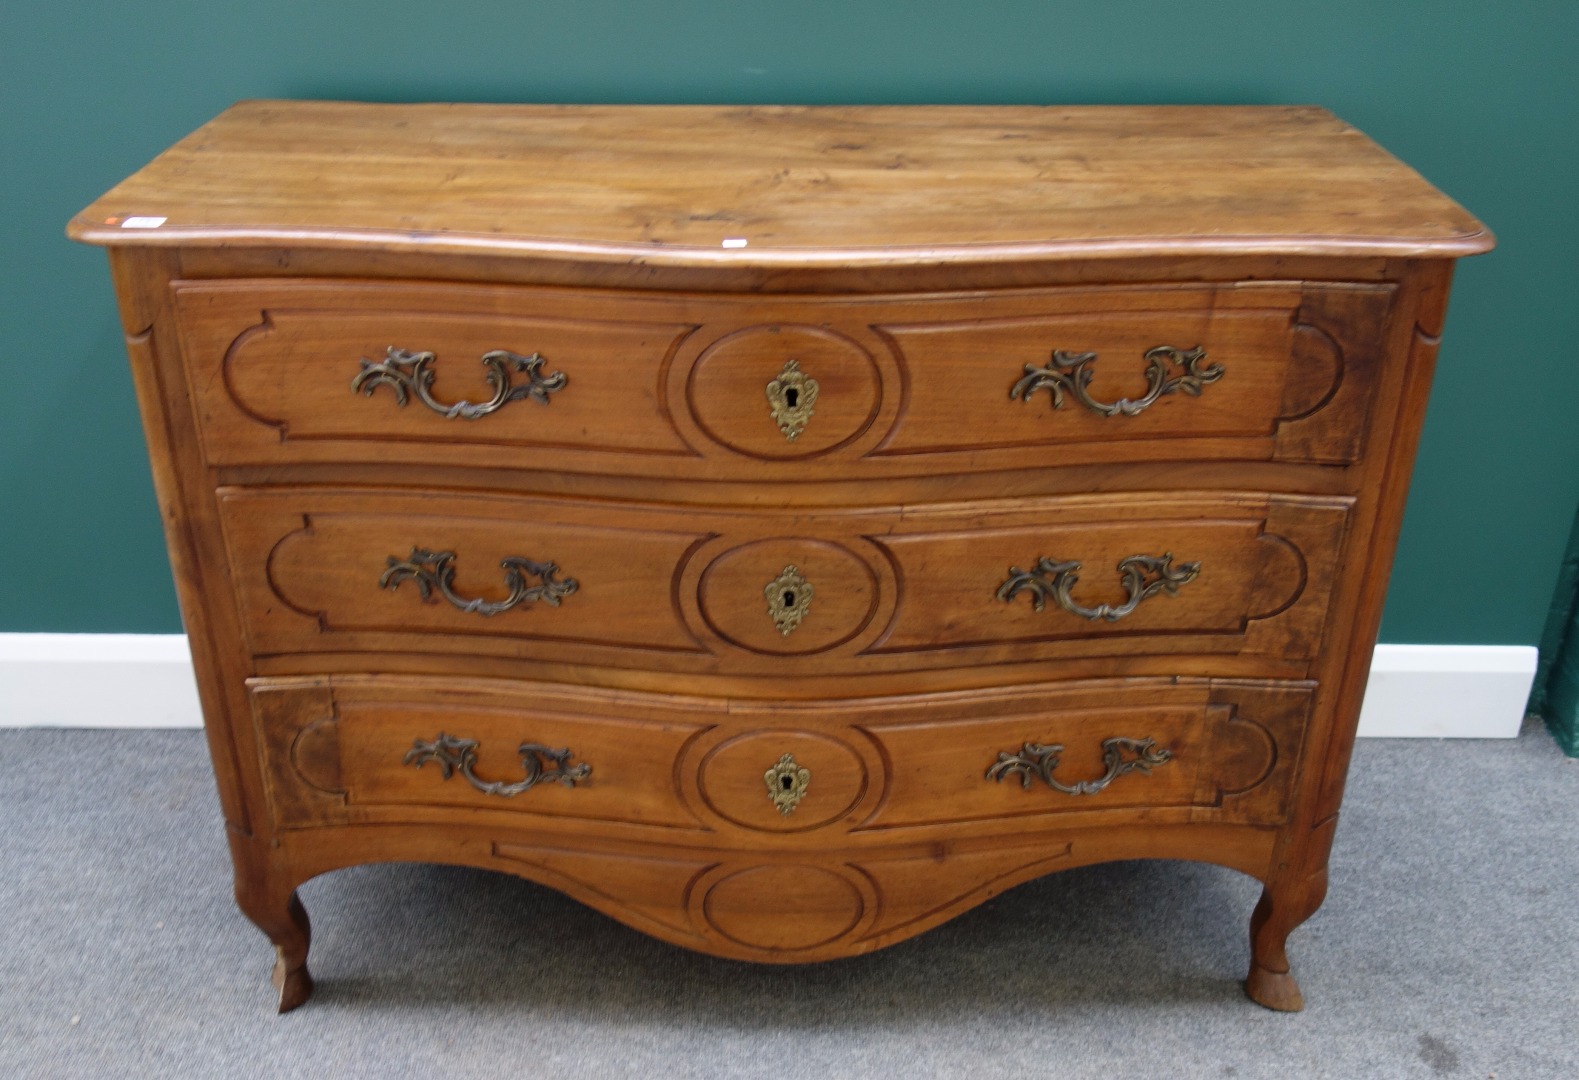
[1533,506,1579,750]
[5,1,1575,641]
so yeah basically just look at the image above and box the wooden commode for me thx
[69,102,1491,1012]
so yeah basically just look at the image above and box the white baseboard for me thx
[0,634,1539,738]
[0,634,203,729]
[1355,643,1536,738]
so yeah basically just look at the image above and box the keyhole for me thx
[781,775,794,790]
[783,590,796,607]
[785,387,799,408]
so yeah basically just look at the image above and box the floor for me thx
[1,719,1574,1079]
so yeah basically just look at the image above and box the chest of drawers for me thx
[70,102,1490,1012]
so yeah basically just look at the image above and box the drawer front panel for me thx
[850,681,1311,830]
[868,507,1335,655]
[250,677,717,832]
[870,286,1383,465]
[251,676,1310,837]
[221,488,1350,676]
[233,496,713,658]
[175,282,699,462]
[176,279,1393,476]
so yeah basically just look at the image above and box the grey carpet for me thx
[1,719,1574,1080]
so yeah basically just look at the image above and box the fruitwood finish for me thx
[70,102,1491,1014]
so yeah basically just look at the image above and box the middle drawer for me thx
[220,487,1350,679]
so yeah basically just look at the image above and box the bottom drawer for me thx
[249,674,1313,839]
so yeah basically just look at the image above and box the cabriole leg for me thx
[1244,866,1328,1012]
[233,855,314,1012]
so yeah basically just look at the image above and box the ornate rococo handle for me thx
[996,552,1198,622]
[352,346,567,419]
[987,737,1172,795]
[404,733,590,796]
[1010,345,1223,417]
[380,547,578,616]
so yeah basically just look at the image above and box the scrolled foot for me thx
[236,881,314,1013]
[272,948,314,1013]
[1245,869,1325,1012]
[1244,961,1303,1012]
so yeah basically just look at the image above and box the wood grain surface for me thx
[69,102,1490,265]
[215,486,1349,677]
[171,277,1391,476]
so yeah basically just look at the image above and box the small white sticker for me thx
[721,237,748,248]
[120,216,167,229]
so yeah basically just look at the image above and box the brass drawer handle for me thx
[988,737,1171,795]
[997,552,1198,622]
[404,733,590,796]
[1010,344,1222,417]
[765,359,819,440]
[380,547,578,616]
[352,346,567,419]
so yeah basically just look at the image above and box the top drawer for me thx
[173,279,1395,477]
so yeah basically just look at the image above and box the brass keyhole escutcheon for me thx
[764,753,811,816]
[765,359,819,441]
[764,565,813,636]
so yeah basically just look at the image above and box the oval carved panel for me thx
[699,865,868,951]
[685,325,882,459]
[697,538,879,655]
[697,730,868,832]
